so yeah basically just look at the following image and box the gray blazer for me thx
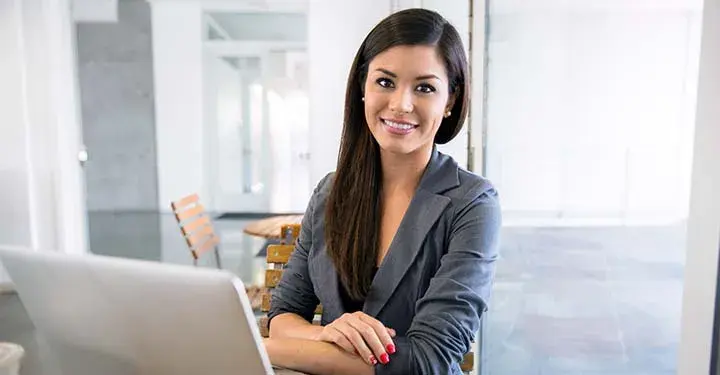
[268,149,501,375]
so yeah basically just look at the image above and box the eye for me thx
[376,78,394,88]
[416,83,436,94]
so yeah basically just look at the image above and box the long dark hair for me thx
[324,8,470,300]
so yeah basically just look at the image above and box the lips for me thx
[381,118,418,135]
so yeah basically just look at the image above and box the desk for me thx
[243,215,303,239]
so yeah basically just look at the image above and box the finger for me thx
[337,323,377,366]
[328,327,356,354]
[358,314,396,355]
[346,317,388,363]
[387,328,396,338]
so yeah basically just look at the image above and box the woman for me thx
[264,8,501,375]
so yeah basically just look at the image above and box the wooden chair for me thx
[256,222,475,373]
[258,224,322,337]
[279,223,301,244]
[170,193,264,309]
[170,193,221,268]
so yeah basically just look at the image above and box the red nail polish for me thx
[380,353,390,364]
[386,344,396,354]
[370,356,378,365]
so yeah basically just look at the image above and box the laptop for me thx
[0,247,291,375]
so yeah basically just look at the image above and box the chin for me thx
[377,140,417,155]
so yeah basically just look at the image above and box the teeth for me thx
[384,120,415,130]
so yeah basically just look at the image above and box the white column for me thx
[0,0,88,284]
[45,0,89,255]
[148,0,206,212]
[0,0,35,286]
[677,0,720,373]
[469,0,486,175]
[0,0,87,254]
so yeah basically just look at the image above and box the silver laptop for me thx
[0,247,278,375]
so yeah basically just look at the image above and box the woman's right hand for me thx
[316,311,397,366]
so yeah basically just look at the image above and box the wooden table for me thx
[243,215,303,239]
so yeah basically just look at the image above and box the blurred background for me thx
[1,0,719,374]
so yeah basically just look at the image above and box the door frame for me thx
[203,40,309,213]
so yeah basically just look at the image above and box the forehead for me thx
[368,45,448,79]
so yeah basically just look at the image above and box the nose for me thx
[389,87,413,114]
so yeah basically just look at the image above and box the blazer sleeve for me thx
[377,186,501,375]
[267,174,331,326]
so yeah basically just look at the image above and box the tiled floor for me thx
[0,212,686,375]
[482,226,686,375]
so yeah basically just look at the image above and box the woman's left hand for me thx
[316,311,397,366]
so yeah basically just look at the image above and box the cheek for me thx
[364,101,381,130]
[364,97,383,117]
[422,103,447,129]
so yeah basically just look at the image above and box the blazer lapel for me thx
[313,247,343,321]
[364,149,459,317]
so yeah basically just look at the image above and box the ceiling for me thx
[207,12,307,42]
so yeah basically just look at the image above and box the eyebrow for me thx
[375,68,441,82]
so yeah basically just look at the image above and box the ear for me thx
[445,93,457,113]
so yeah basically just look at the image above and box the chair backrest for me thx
[262,243,295,313]
[259,224,321,337]
[261,223,300,302]
[279,224,301,244]
[170,193,221,268]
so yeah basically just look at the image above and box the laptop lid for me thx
[0,247,274,375]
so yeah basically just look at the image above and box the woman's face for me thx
[363,44,455,157]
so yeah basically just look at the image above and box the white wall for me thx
[678,0,720,373]
[485,5,702,225]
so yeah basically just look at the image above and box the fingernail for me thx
[380,353,390,364]
[370,356,378,365]
[386,344,396,354]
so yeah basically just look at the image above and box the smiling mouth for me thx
[381,118,418,131]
